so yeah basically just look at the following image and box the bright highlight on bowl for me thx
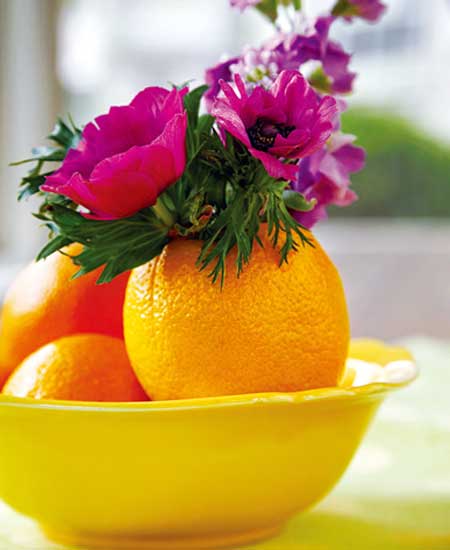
[343,358,418,388]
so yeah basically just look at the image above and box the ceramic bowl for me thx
[0,339,417,549]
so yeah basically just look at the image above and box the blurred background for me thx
[0,0,449,339]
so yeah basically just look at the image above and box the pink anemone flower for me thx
[41,86,187,220]
[211,70,337,181]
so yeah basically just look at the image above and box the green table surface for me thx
[1,338,449,550]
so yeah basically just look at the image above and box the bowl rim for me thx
[0,381,415,413]
[0,350,417,413]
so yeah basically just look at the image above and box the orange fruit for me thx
[124,227,349,400]
[0,244,129,388]
[2,334,148,402]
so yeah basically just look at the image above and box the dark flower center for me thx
[247,118,296,152]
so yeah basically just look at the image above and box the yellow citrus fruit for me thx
[124,227,349,400]
[2,334,148,402]
[0,244,129,388]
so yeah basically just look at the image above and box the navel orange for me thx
[124,227,349,400]
[0,244,129,388]
[2,334,148,402]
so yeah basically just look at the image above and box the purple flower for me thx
[282,17,356,94]
[219,46,283,91]
[230,0,261,11]
[204,18,355,107]
[42,86,187,219]
[292,133,365,227]
[204,57,240,110]
[212,70,338,181]
[332,0,387,22]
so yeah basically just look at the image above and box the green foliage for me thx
[331,0,359,17]
[332,108,450,218]
[12,118,81,201]
[255,0,301,22]
[255,0,278,21]
[196,167,313,286]
[36,206,170,283]
[179,88,314,286]
[308,67,332,94]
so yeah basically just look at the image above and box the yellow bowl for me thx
[0,340,417,550]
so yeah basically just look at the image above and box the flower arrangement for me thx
[15,0,384,285]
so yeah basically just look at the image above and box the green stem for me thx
[153,197,175,228]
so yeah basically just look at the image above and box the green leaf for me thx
[279,0,301,7]
[197,187,261,286]
[36,234,74,261]
[48,117,81,149]
[255,0,302,21]
[193,157,314,286]
[183,85,208,128]
[283,190,316,212]
[197,114,215,136]
[331,0,358,17]
[14,115,82,201]
[36,205,170,283]
[308,66,332,94]
[17,173,49,200]
[10,147,66,165]
[255,0,278,22]
[265,183,314,266]
[183,88,211,162]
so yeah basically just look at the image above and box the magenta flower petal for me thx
[212,97,252,148]
[131,86,187,132]
[321,41,356,93]
[314,16,335,57]
[333,143,366,174]
[52,142,183,221]
[271,128,311,157]
[151,113,188,177]
[212,70,337,181]
[44,146,96,189]
[51,173,105,215]
[251,149,300,181]
[204,56,240,110]
[41,86,187,219]
[295,204,329,228]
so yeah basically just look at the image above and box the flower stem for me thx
[153,197,175,228]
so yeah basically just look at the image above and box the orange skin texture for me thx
[0,244,129,388]
[124,228,350,401]
[2,334,149,402]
